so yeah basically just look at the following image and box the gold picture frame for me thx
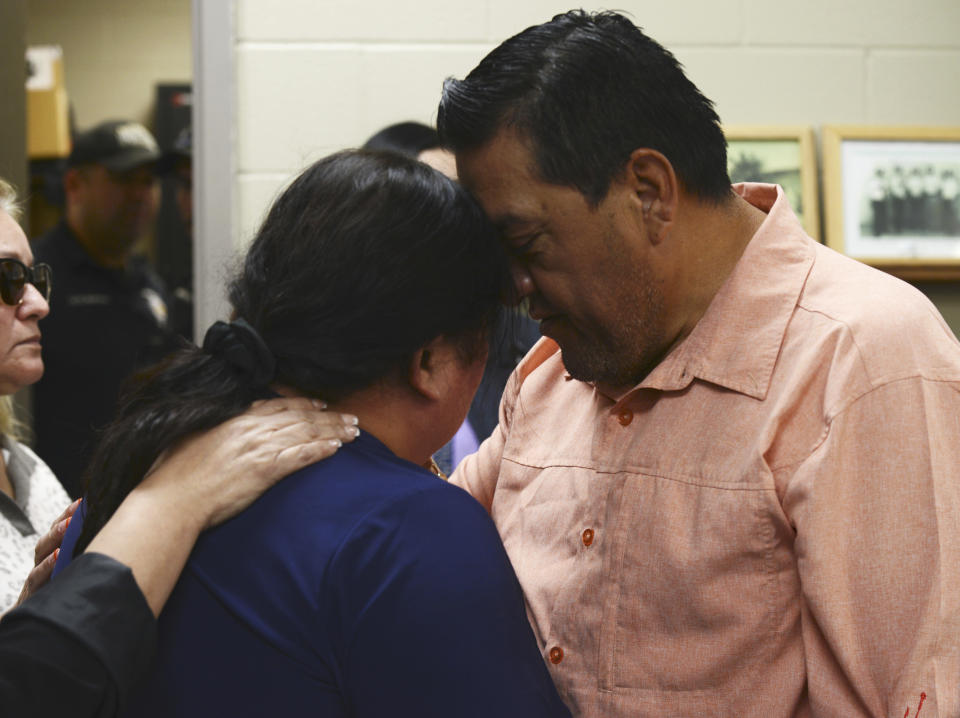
[724,125,820,241]
[822,125,960,281]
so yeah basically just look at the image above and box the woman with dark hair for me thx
[363,122,541,473]
[57,150,569,717]
[363,120,458,182]
[362,120,442,156]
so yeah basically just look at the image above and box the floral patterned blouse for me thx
[0,436,70,612]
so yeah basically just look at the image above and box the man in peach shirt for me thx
[439,10,960,717]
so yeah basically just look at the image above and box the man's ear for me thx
[623,148,678,245]
[407,336,451,401]
[63,167,85,200]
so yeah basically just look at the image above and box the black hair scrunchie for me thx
[202,318,276,387]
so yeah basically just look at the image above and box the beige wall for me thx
[232,0,960,238]
[229,0,960,333]
[0,1,27,208]
[26,0,192,131]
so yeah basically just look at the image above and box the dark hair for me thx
[363,121,441,158]
[437,9,730,205]
[76,149,509,554]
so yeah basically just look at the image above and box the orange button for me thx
[581,528,594,547]
[617,408,633,426]
[549,646,564,664]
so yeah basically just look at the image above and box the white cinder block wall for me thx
[231,0,960,247]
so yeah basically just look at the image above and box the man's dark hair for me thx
[438,9,730,205]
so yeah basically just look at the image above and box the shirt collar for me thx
[602,183,815,403]
[0,436,39,534]
[346,427,443,478]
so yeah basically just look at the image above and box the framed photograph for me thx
[822,125,960,280]
[724,125,820,241]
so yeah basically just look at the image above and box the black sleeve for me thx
[0,552,158,718]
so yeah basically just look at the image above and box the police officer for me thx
[32,120,179,497]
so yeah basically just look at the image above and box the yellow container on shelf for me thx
[26,45,70,159]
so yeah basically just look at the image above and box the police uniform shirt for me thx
[32,221,179,498]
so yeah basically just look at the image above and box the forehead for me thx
[417,147,457,179]
[456,131,549,229]
[85,163,157,185]
[457,130,608,238]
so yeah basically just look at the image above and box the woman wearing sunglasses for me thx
[56,150,569,717]
[0,178,69,612]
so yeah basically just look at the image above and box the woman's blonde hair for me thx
[0,177,22,223]
[0,178,27,439]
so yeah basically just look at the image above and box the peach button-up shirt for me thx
[451,184,960,717]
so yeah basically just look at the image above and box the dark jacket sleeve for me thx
[0,552,158,718]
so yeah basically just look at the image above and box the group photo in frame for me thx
[822,125,960,281]
[724,125,820,241]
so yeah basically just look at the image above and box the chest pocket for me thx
[598,472,781,694]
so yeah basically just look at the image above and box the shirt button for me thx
[581,528,594,546]
[549,646,564,664]
[617,408,633,426]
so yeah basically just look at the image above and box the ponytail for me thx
[75,321,275,555]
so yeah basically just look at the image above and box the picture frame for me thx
[822,125,960,281]
[724,125,820,241]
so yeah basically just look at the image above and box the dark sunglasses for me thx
[0,259,52,306]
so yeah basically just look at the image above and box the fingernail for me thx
[347,426,360,437]
[53,548,59,561]
[57,519,68,535]
[312,399,328,409]
[341,414,359,425]
[329,439,342,448]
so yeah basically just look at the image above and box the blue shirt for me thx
[57,431,569,717]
